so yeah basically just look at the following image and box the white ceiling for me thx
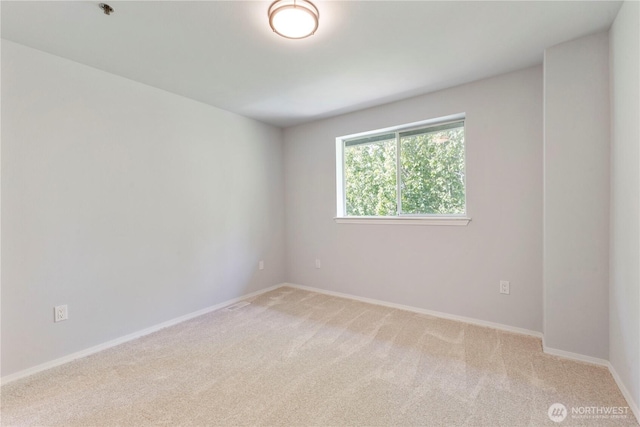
[2,1,622,127]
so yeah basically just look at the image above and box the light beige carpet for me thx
[1,287,637,426]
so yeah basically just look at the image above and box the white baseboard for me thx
[608,362,640,425]
[0,283,284,386]
[282,283,544,339]
[541,340,609,367]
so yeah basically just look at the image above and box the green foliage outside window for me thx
[344,124,465,216]
[344,138,397,216]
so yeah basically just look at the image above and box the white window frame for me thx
[335,113,471,226]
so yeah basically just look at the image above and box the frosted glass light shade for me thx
[268,0,319,39]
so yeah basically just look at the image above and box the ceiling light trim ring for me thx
[268,0,319,40]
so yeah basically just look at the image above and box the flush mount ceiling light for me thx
[268,0,319,39]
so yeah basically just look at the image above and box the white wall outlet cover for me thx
[315,259,321,269]
[54,305,68,322]
[499,281,510,295]
[259,260,264,270]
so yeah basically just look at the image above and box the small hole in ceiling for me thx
[99,3,114,16]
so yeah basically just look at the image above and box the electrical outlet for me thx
[54,305,68,322]
[315,259,321,269]
[259,260,264,270]
[499,281,510,295]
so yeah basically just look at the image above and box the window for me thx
[336,115,469,225]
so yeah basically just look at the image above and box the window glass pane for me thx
[344,137,397,216]
[399,125,465,215]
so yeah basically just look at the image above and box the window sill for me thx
[334,216,471,226]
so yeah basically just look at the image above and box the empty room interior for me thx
[1,0,639,425]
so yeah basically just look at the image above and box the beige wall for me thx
[284,66,543,332]
[1,41,286,376]
[543,32,611,360]
[610,0,640,413]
